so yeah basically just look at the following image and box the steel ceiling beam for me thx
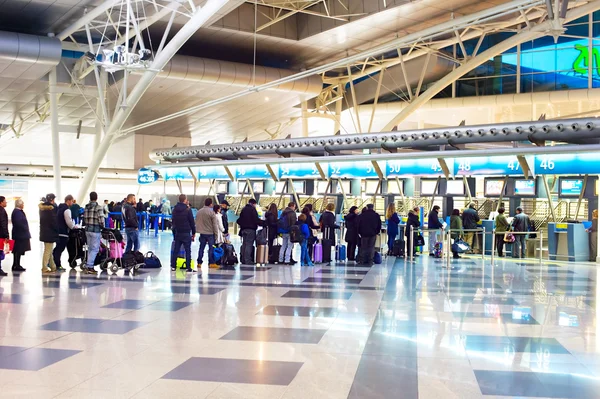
[76,0,235,201]
[381,0,600,130]
[119,0,546,135]
[249,0,348,21]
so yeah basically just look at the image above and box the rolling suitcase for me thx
[322,227,333,263]
[269,245,281,264]
[256,244,269,266]
[392,239,405,257]
[335,245,347,261]
[313,242,323,263]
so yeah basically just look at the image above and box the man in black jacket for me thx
[462,202,480,253]
[358,204,382,266]
[136,198,145,229]
[170,194,196,271]
[0,196,8,276]
[237,199,264,264]
[427,205,444,255]
[220,200,230,237]
[53,195,76,271]
[123,194,140,253]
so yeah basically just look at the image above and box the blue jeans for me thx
[85,231,101,269]
[301,240,312,266]
[198,234,215,265]
[171,235,192,269]
[279,233,293,263]
[387,233,397,254]
[125,228,140,253]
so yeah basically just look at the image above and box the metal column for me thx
[49,67,62,199]
[301,100,308,137]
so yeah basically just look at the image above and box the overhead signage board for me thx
[534,153,600,175]
[454,156,523,176]
[138,168,159,184]
[387,159,454,177]
[192,166,230,180]
[161,167,193,181]
[235,164,278,180]
[328,161,382,179]
[280,163,322,179]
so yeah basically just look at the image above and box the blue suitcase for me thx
[336,245,347,261]
[374,252,382,264]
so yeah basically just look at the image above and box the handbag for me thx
[143,251,162,268]
[452,239,470,253]
[0,239,14,254]
[414,233,425,247]
[503,233,516,243]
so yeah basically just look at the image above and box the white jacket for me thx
[215,213,225,244]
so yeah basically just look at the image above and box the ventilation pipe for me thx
[0,31,62,70]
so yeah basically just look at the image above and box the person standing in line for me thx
[265,203,279,253]
[462,202,480,253]
[298,214,314,267]
[302,204,319,260]
[386,203,400,256]
[213,204,225,245]
[136,198,145,229]
[53,195,76,271]
[103,200,110,219]
[450,209,463,259]
[589,209,598,262]
[83,192,105,274]
[123,194,140,253]
[196,198,218,269]
[10,199,29,272]
[344,206,359,262]
[511,207,530,259]
[171,194,196,272]
[237,199,263,265]
[427,205,444,256]
[70,199,81,225]
[220,200,230,239]
[278,202,298,265]
[319,203,339,265]
[494,207,510,257]
[0,196,9,276]
[405,209,420,257]
[39,194,59,273]
[112,201,123,230]
[357,204,382,266]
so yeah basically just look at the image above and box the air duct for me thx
[150,117,600,163]
[0,31,62,72]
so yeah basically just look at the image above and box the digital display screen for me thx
[421,180,437,195]
[388,180,404,195]
[275,181,286,193]
[445,180,464,195]
[317,181,330,194]
[335,180,351,194]
[238,181,264,194]
[558,312,579,327]
[217,181,228,193]
[560,179,583,196]
[365,180,380,194]
[485,180,504,196]
[292,181,305,194]
[514,180,535,196]
[512,306,532,321]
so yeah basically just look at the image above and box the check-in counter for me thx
[547,222,589,262]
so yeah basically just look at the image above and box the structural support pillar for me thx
[301,100,308,137]
[91,69,107,193]
[334,85,342,134]
[49,67,62,199]
[77,0,233,201]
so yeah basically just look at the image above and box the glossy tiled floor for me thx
[1,230,599,398]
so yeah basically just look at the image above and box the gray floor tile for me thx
[198,274,253,281]
[0,346,81,371]
[102,299,155,309]
[0,294,53,304]
[348,355,418,399]
[147,301,194,311]
[39,317,146,334]
[302,277,363,284]
[42,281,104,289]
[257,305,339,317]
[162,357,303,385]
[316,269,370,275]
[464,335,570,354]
[220,326,327,344]
[167,286,226,295]
[281,290,353,300]
[0,346,28,357]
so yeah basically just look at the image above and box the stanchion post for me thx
[481,227,486,261]
[491,229,496,266]
[446,230,451,269]
[410,225,414,262]
[539,229,543,264]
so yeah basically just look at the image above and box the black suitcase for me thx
[322,227,334,263]
[392,239,405,257]
[269,245,281,264]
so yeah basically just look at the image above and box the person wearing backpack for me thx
[278,202,297,265]
[237,199,264,265]
[297,214,313,267]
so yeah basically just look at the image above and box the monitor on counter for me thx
[275,181,286,194]
[365,180,380,194]
[514,179,536,196]
[420,180,438,195]
[292,181,305,194]
[559,178,583,197]
[484,179,505,197]
[445,180,465,196]
[317,181,330,194]
[388,180,404,195]
[216,181,228,193]
[336,180,351,194]
[238,181,264,194]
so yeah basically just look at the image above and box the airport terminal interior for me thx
[3,0,600,398]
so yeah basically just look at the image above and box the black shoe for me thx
[185,268,197,273]
[453,255,462,259]
[429,253,434,257]
[171,267,176,271]
[12,266,26,272]
[57,266,66,272]
[0,269,7,276]
[85,268,96,275]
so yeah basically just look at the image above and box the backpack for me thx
[222,243,238,266]
[121,252,137,269]
[213,246,224,263]
[277,211,291,233]
[290,224,303,243]
[143,251,162,268]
